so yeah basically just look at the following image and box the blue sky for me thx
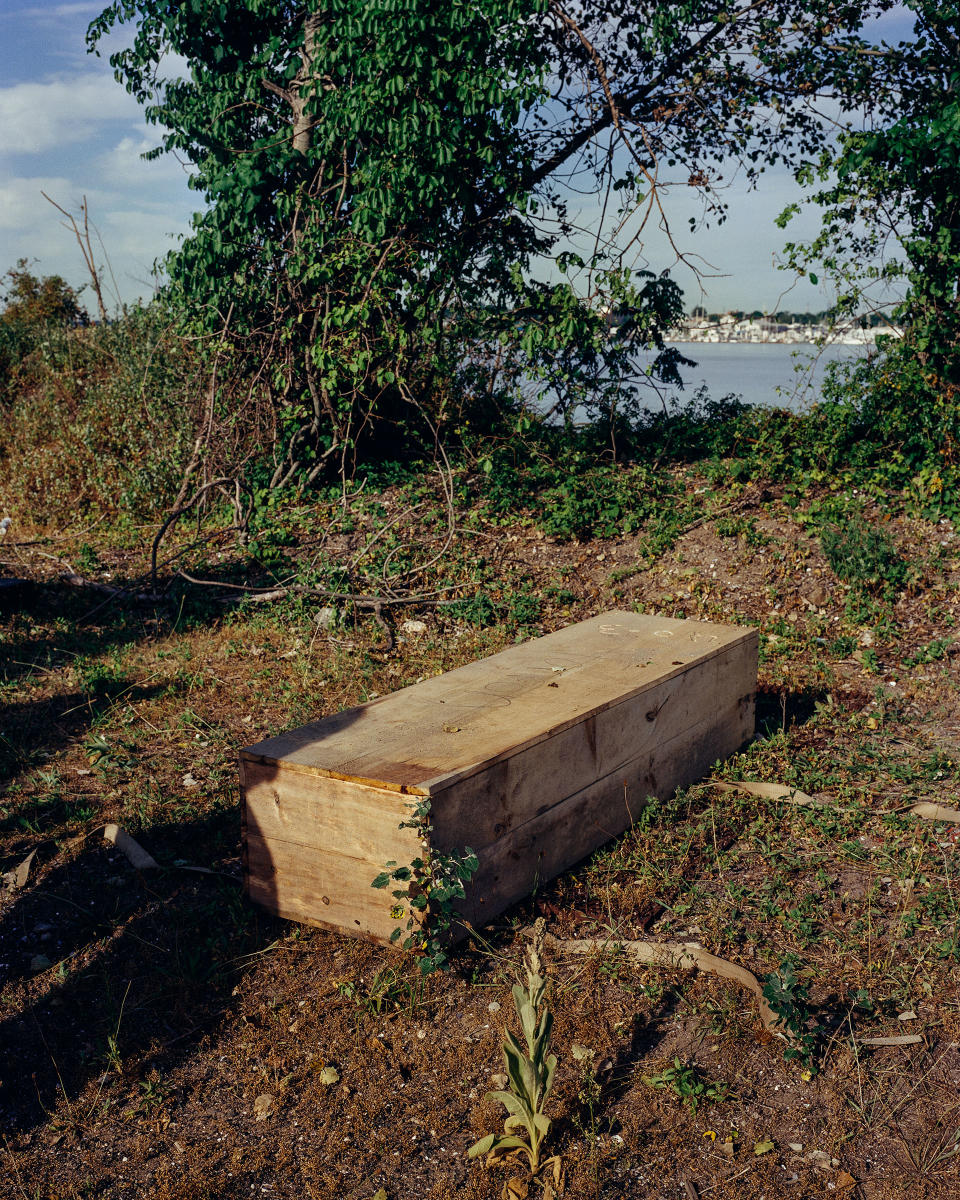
[0,2,915,315]
[0,1,195,309]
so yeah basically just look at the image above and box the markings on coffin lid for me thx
[450,690,512,710]
[482,673,545,702]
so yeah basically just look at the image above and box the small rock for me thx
[315,606,337,629]
[800,581,830,608]
[400,619,428,637]
[487,1001,500,1013]
[30,954,52,973]
[182,772,199,789]
[253,1093,274,1122]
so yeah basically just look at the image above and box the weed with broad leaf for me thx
[468,921,559,1177]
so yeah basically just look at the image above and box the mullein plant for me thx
[468,922,558,1175]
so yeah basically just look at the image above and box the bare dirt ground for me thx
[2,469,959,1200]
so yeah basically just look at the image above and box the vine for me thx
[371,799,479,975]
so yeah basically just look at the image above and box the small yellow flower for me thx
[390,904,405,920]
[703,1130,717,1141]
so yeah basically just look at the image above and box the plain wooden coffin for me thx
[240,610,757,942]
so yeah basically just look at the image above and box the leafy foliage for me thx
[1,260,87,330]
[1,261,89,403]
[642,1057,730,1114]
[372,799,479,975]
[781,3,960,383]
[0,305,199,522]
[762,960,822,1072]
[88,0,894,480]
[820,514,906,595]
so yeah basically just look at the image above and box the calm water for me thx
[661,341,872,411]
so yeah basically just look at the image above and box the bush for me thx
[0,261,88,403]
[0,306,199,524]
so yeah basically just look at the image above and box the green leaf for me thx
[486,1135,531,1156]
[466,1133,496,1159]
[485,1090,526,1118]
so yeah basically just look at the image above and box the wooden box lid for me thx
[240,611,756,796]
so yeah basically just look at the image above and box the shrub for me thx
[0,305,198,524]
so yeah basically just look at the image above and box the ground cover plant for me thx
[2,423,960,1197]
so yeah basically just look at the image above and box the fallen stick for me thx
[909,801,960,824]
[103,823,159,870]
[61,572,161,603]
[101,824,240,880]
[709,779,822,808]
[543,932,784,1037]
[711,780,960,825]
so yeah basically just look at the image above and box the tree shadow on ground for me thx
[0,683,169,798]
[0,580,162,680]
[0,806,283,1137]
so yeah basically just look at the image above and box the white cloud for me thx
[0,174,76,231]
[0,173,194,307]
[96,134,193,190]
[20,4,105,16]
[100,204,189,259]
[0,72,141,154]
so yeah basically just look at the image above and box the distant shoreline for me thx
[666,335,882,347]
[665,325,899,347]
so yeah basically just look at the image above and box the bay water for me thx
[660,341,872,412]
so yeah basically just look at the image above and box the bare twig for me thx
[151,477,251,592]
[41,192,109,323]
